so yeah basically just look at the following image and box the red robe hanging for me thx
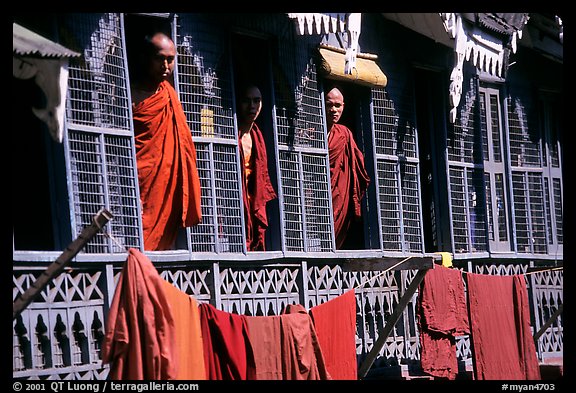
[467,273,541,380]
[416,266,470,380]
[309,290,358,380]
[238,123,277,251]
[199,303,257,380]
[133,80,202,251]
[328,124,370,249]
[101,248,177,380]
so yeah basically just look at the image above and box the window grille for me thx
[479,87,510,252]
[176,15,245,254]
[274,55,334,252]
[63,13,141,253]
[371,88,423,252]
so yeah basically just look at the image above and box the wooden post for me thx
[357,268,429,379]
[533,303,563,342]
[13,208,114,319]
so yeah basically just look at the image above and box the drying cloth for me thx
[467,273,541,380]
[199,303,256,380]
[238,122,277,251]
[160,280,206,380]
[246,315,283,380]
[102,248,177,380]
[133,80,202,250]
[328,124,370,249]
[310,289,358,379]
[416,265,469,379]
[280,304,331,380]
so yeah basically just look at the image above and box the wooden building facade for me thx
[12,13,563,380]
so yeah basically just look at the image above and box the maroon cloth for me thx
[101,248,177,380]
[309,290,358,380]
[416,266,470,380]
[467,273,541,380]
[280,304,331,380]
[133,80,202,250]
[199,303,257,380]
[328,124,370,249]
[238,123,277,251]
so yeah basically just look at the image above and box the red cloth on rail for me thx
[328,124,370,249]
[199,303,257,380]
[101,248,177,380]
[238,123,277,251]
[467,273,541,380]
[309,290,358,380]
[416,266,469,380]
[133,80,202,251]
[280,304,331,380]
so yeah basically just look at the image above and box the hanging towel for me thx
[467,273,541,380]
[199,303,257,380]
[160,280,206,380]
[280,304,332,380]
[101,248,177,380]
[416,265,469,380]
[246,315,283,380]
[309,289,358,380]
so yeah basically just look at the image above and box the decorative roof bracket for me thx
[288,13,362,77]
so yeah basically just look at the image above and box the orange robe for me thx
[328,124,370,249]
[101,248,177,380]
[160,280,207,380]
[238,123,277,251]
[133,81,202,250]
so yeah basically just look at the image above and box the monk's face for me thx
[239,86,262,124]
[146,33,176,84]
[325,88,345,129]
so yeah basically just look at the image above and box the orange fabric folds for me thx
[416,266,470,380]
[467,274,541,380]
[133,81,202,250]
[280,304,331,380]
[310,290,358,380]
[328,124,370,249]
[160,280,207,380]
[246,315,283,380]
[101,248,177,380]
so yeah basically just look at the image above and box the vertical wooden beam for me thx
[13,208,113,319]
[357,268,429,379]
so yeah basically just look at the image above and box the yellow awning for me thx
[318,46,387,88]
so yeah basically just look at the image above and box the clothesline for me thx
[353,256,414,290]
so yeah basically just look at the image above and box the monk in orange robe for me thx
[325,86,370,249]
[131,32,202,250]
[237,84,277,251]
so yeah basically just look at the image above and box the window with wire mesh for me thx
[63,14,141,253]
[371,88,423,252]
[176,17,235,140]
[541,97,563,251]
[176,16,244,253]
[508,95,554,255]
[445,79,489,253]
[61,13,131,131]
[274,55,334,252]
